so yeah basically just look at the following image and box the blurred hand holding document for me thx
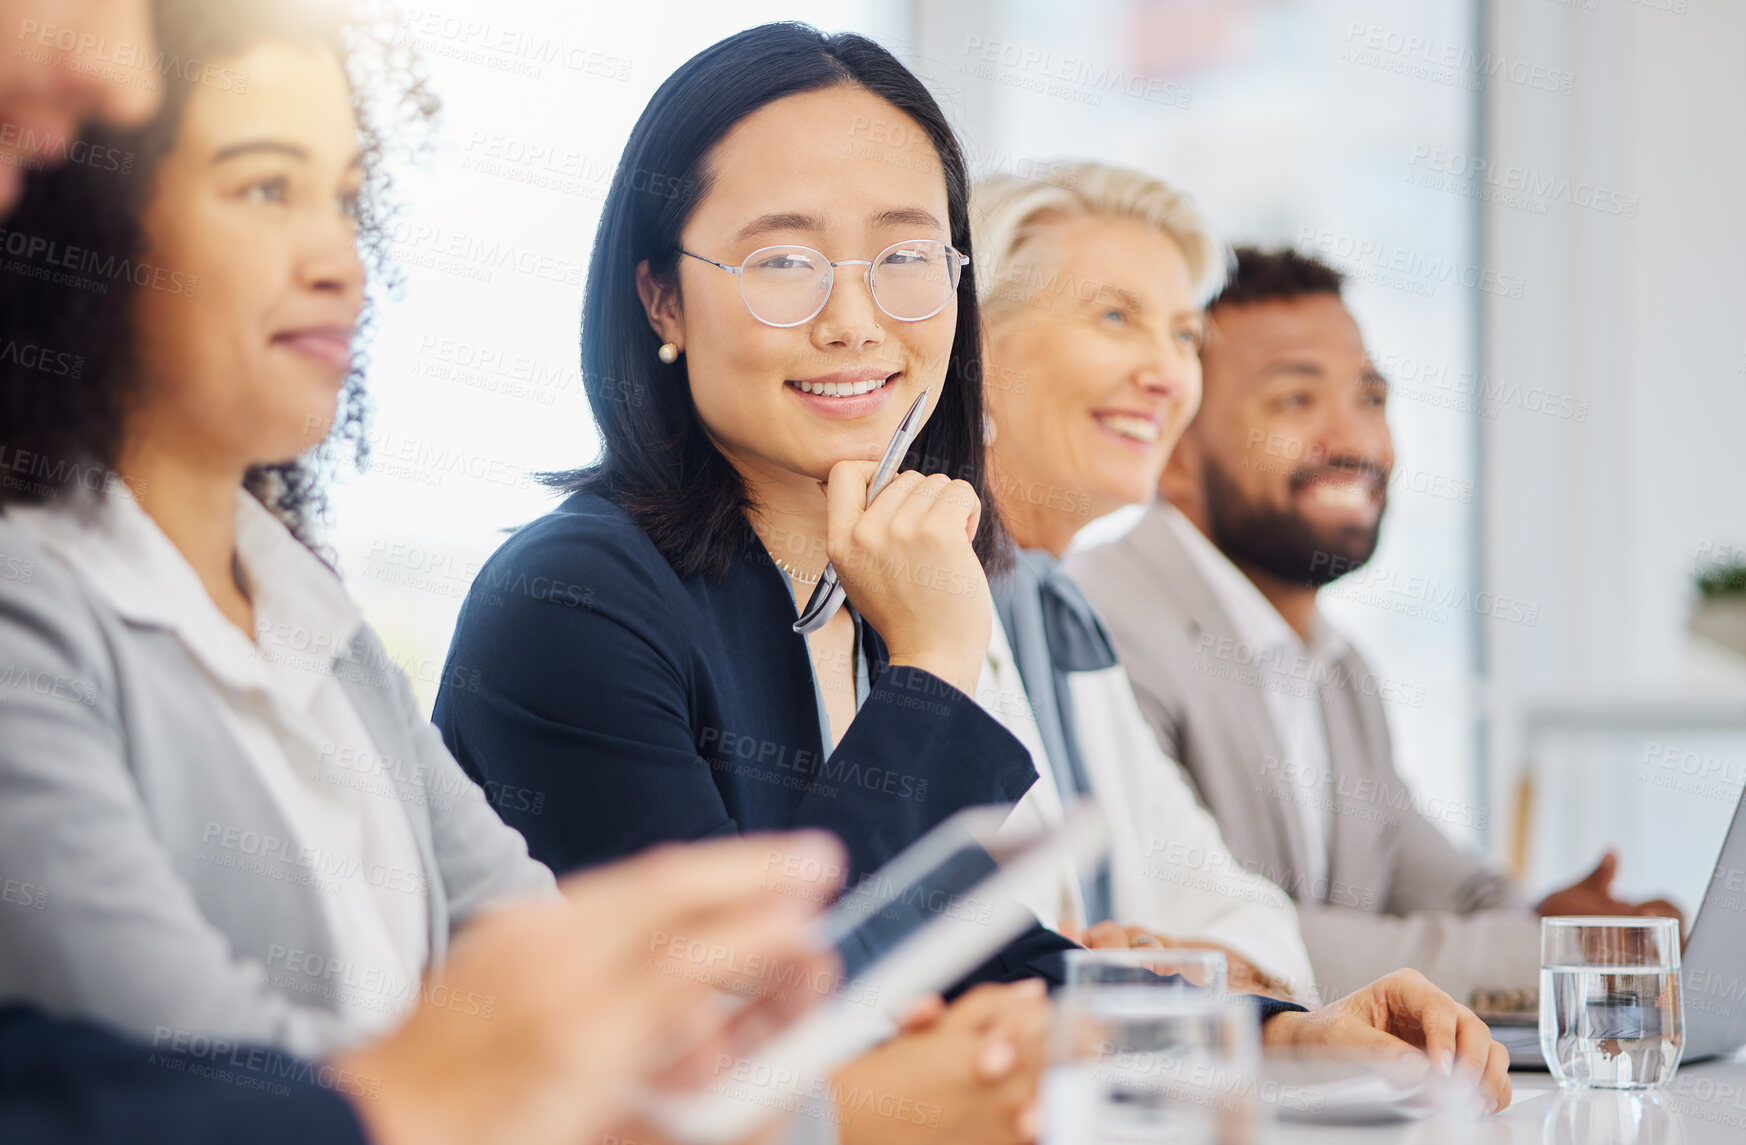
[639,802,1108,1145]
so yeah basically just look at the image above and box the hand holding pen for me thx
[794,388,931,635]
[803,390,995,698]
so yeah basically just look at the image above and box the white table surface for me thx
[1266,1051,1746,1144]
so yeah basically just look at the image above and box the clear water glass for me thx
[1043,988,1261,1145]
[1540,916,1684,1089]
[1064,947,1230,994]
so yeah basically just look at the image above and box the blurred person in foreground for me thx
[0,0,158,208]
[1068,246,1681,1004]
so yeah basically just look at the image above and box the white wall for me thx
[1484,0,1746,907]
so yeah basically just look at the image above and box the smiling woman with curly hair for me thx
[0,0,560,1059]
[0,0,433,546]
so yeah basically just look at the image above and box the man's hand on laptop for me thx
[1535,850,1685,930]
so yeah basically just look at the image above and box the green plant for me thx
[1696,559,1746,598]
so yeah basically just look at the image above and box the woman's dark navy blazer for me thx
[429,490,1311,1010]
[432,488,1040,888]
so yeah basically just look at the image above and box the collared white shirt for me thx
[1163,505,1348,902]
[7,487,429,1037]
[976,611,1319,999]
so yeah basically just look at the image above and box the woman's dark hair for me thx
[0,0,436,549]
[547,21,1009,580]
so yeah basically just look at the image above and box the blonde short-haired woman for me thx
[967,161,1318,996]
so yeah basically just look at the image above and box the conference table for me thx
[1266,1052,1746,1144]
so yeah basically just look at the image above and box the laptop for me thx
[1495,774,1746,1069]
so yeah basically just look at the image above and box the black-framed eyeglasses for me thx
[679,238,969,328]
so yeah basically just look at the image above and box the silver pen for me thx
[792,388,931,635]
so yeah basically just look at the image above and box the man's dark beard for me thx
[1201,454,1386,588]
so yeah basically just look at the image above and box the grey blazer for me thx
[1066,505,1540,1002]
[0,515,555,1059]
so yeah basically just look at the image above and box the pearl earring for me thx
[657,342,680,364]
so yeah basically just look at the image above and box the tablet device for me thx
[641,801,1107,1145]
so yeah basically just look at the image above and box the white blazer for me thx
[977,618,1320,1002]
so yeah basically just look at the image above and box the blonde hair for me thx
[970,161,1225,328]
